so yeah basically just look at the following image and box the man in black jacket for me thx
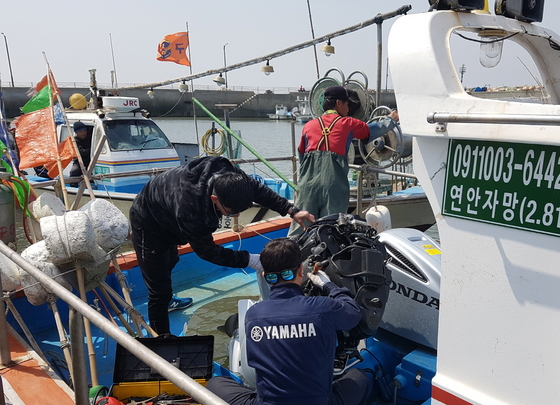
[130,156,314,335]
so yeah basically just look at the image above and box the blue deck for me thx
[7,226,288,388]
[7,223,436,404]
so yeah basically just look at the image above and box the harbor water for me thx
[14,117,438,252]
[154,117,299,181]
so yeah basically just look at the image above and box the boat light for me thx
[321,40,335,57]
[495,0,544,23]
[147,88,155,99]
[478,29,506,68]
[213,73,226,86]
[261,60,274,76]
[178,80,188,92]
[428,0,485,10]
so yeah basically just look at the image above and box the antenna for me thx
[109,33,119,89]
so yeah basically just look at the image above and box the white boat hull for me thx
[390,10,560,404]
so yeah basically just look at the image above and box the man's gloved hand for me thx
[308,270,331,290]
[248,254,264,272]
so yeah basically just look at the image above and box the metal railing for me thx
[4,82,305,95]
[427,112,560,126]
[0,241,228,405]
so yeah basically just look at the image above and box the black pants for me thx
[130,210,179,334]
[206,368,372,405]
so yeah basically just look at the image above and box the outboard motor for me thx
[294,213,392,363]
[228,214,392,385]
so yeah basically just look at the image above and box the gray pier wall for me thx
[1,87,397,120]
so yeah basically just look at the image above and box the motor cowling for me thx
[294,214,392,341]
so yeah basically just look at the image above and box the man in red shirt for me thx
[289,86,398,236]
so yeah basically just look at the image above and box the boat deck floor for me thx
[28,267,261,388]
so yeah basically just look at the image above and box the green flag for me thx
[0,140,13,174]
[21,85,52,113]
[0,159,11,174]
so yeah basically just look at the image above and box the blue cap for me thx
[73,122,86,132]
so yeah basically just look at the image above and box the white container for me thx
[366,205,392,233]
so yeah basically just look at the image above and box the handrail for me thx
[0,241,229,405]
[350,164,418,180]
[29,158,296,190]
[427,112,560,126]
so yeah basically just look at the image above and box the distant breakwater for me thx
[1,87,397,121]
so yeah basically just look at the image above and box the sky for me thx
[1,0,559,92]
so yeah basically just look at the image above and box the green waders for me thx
[288,150,350,236]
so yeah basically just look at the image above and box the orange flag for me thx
[13,107,76,176]
[157,32,191,66]
[44,137,77,178]
[26,72,61,98]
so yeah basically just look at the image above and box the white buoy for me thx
[79,199,129,252]
[19,241,72,306]
[59,244,111,292]
[1,252,21,291]
[30,193,67,219]
[366,205,392,233]
[40,211,97,265]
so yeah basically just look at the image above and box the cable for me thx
[453,30,519,44]
[159,91,186,117]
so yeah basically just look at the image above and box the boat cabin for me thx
[61,96,180,194]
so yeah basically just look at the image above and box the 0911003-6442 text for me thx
[443,139,560,237]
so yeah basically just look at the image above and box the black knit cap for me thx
[324,86,349,102]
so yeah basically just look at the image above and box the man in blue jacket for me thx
[130,156,314,335]
[206,238,372,405]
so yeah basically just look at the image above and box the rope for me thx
[200,128,227,156]
[230,93,259,114]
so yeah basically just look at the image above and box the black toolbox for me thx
[110,335,214,404]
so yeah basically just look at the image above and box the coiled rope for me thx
[200,128,227,156]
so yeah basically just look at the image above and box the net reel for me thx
[308,68,344,118]
[356,105,406,169]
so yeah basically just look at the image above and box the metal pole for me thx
[427,112,560,126]
[0,243,229,405]
[306,0,320,79]
[376,22,382,108]
[223,43,228,90]
[459,64,466,83]
[349,164,418,180]
[290,121,298,186]
[118,6,412,91]
[224,109,235,159]
[0,277,11,366]
[1,33,14,87]
[69,309,89,405]
[0,375,5,405]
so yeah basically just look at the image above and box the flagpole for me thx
[186,22,199,145]
[41,53,70,210]
[54,93,97,200]
[109,33,119,88]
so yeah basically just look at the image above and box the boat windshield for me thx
[104,119,173,151]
